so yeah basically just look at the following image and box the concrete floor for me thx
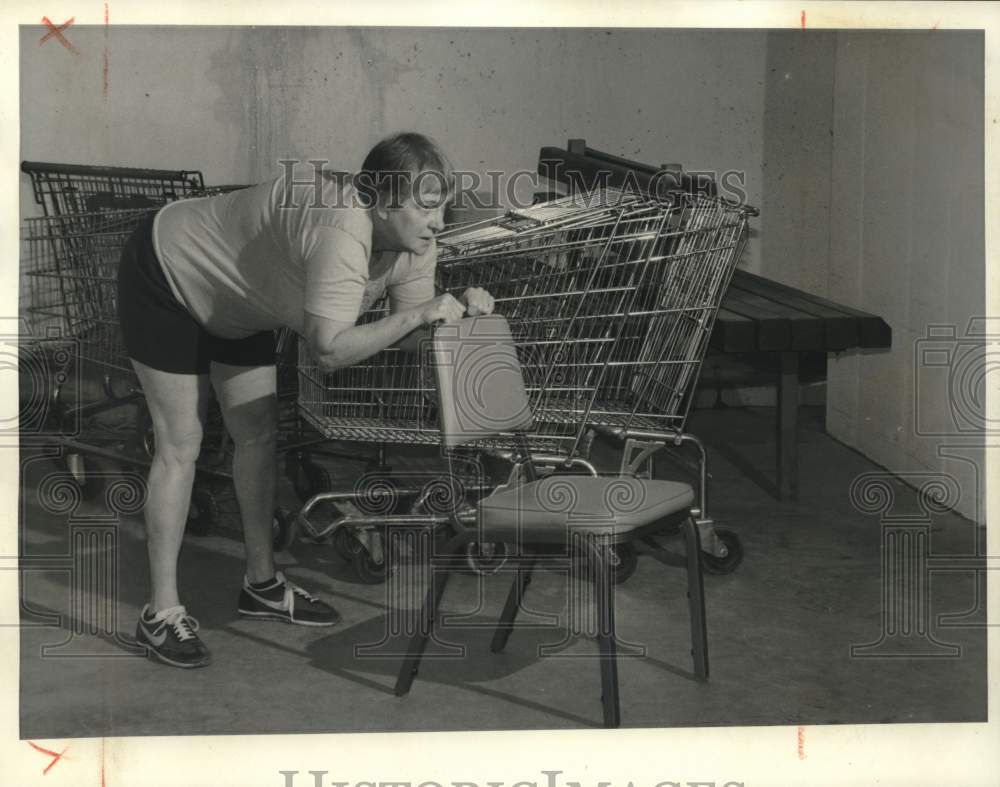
[18,405,987,737]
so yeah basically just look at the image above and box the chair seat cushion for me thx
[477,475,694,537]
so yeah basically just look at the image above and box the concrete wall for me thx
[827,31,985,523]
[761,31,837,291]
[243,27,766,247]
[20,27,767,276]
[762,30,985,522]
[19,27,259,217]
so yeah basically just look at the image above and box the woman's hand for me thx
[461,287,495,316]
[419,293,466,325]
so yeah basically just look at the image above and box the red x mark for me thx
[39,16,78,55]
[28,741,70,775]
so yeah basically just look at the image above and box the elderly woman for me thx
[117,132,493,668]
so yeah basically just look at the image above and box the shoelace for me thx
[246,573,320,616]
[159,608,200,642]
[268,571,320,604]
[288,583,319,604]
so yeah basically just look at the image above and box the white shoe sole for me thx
[139,642,212,669]
[237,609,340,627]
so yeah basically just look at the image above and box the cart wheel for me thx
[102,372,135,402]
[288,458,332,503]
[65,453,104,501]
[351,543,392,584]
[464,542,510,574]
[607,543,638,584]
[142,424,156,458]
[186,488,219,537]
[581,542,639,585]
[333,526,361,561]
[700,527,743,575]
[272,506,297,552]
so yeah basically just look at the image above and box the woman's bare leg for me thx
[210,362,278,583]
[131,359,209,612]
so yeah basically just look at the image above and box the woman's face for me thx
[381,171,449,255]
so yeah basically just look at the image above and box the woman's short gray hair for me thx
[358,132,453,208]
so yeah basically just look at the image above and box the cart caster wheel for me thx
[102,372,135,402]
[351,545,393,584]
[607,543,638,584]
[272,507,297,552]
[582,543,638,585]
[288,458,332,503]
[332,525,364,561]
[142,424,156,459]
[700,527,743,575]
[186,488,219,537]
[464,542,510,574]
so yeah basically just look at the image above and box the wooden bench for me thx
[537,140,892,500]
[706,269,891,498]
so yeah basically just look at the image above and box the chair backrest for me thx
[432,316,534,448]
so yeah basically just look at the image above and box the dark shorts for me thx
[116,214,276,375]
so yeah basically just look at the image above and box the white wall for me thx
[761,31,837,291]
[826,31,985,522]
[761,30,985,522]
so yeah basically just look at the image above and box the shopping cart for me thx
[21,209,241,528]
[21,161,213,427]
[20,162,314,539]
[25,209,153,387]
[295,187,755,581]
[21,160,206,216]
[438,189,755,574]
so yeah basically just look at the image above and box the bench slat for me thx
[716,294,791,351]
[709,307,757,352]
[724,289,827,351]
[731,270,891,348]
[729,272,859,350]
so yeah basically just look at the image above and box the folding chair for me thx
[393,315,709,728]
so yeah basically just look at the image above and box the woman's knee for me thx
[154,424,204,466]
[224,396,278,448]
[229,418,278,449]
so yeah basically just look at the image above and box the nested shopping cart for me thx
[21,207,245,531]
[21,160,206,216]
[20,161,308,538]
[295,187,755,581]
[437,189,756,574]
[24,208,156,394]
[21,162,213,515]
[21,161,210,416]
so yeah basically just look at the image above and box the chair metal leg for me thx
[683,516,709,681]
[593,540,621,728]
[394,566,452,696]
[490,559,535,653]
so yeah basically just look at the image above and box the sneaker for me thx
[135,604,212,669]
[237,570,340,626]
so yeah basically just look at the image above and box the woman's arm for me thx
[389,264,436,355]
[303,294,465,371]
[392,286,495,353]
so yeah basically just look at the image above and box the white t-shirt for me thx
[152,175,436,339]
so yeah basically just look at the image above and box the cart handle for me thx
[21,160,205,183]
